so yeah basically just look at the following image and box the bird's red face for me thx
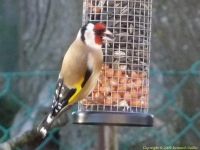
[80,22,113,49]
[94,23,106,45]
[94,23,113,45]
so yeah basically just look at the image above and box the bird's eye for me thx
[95,31,101,35]
[95,29,105,36]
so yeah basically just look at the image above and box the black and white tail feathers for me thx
[37,77,70,137]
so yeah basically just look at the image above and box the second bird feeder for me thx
[73,0,153,126]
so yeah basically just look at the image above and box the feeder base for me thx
[72,111,154,126]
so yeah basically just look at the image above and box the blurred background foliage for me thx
[0,0,199,150]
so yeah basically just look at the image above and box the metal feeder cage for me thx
[73,0,154,126]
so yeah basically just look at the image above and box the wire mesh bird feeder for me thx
[73,0,154,126]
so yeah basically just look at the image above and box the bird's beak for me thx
[103,30,114,42]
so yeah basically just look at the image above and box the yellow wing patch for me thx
[67,77,84,105]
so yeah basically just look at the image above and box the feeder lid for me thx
[72,111,154,126]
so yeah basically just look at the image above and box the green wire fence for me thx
[0,61,200,149]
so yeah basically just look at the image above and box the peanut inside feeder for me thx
[81,64,149,111]
[73,0,153,126]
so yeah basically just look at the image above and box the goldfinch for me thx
[37,22,113,137]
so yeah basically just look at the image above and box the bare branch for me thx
[0,111,69,150]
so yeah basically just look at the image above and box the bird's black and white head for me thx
[77,22,114,49]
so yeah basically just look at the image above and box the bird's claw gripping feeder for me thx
[73,0,154,126]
